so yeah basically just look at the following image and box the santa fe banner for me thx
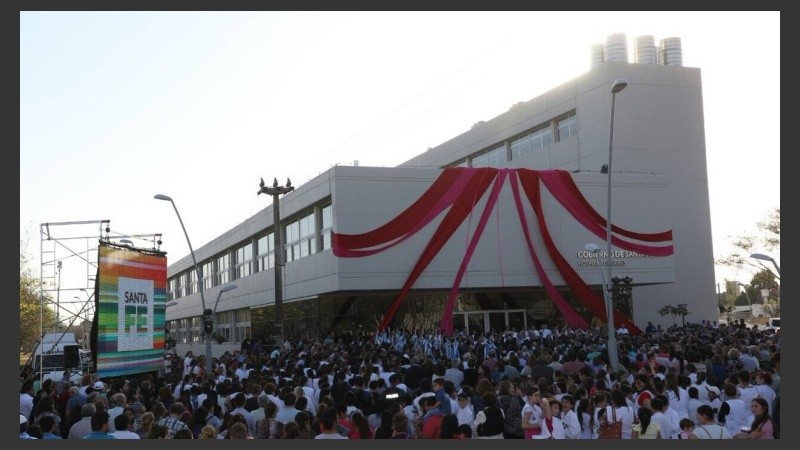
[94,243,166,378]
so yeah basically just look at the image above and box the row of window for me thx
[167,203,333,301]
[455,112,577,168]
[168,309,252,344]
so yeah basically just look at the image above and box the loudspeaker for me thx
[64,345,80,368]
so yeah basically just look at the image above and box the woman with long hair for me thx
[348,411,374,439]
[373,410,395,439]
[294,411,316,439]
[735,398,775,439]
[575,390,595,439]
[634,373,655,413]
[631,407,661,439]
[438,413,461,439]
[255,400,284,439]
[136,412,155,439]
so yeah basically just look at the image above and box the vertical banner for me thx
[95,243,166,378]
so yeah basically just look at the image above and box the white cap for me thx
[706,386,721,395]
[93,381,105,390]
[20,414,27,425]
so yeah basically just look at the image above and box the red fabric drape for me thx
[517,169,642,334]
[377,169,497,331]
[508,171,589,329]
[440,169,509,335]
[540,170,672,242]
[333,168,476,256]
[538,171,673,256]
[332,168,672,335]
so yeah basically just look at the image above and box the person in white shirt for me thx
[538,397,565,439]
[20,381,35,421]
[665,373,690,419]
[559,395,582,439]
[690,404,731,439]
[110,413,140,439]
[454,392,475,427]
[687,387,705,420]
[660,395,683,439]
[753,371,776,416]
[706,385,723,412]
[719,383,748,437]
[521,387,543,437]
[650,396,676,439]
[610,390,636,439]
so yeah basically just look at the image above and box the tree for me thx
[675,304,690,327]
[658,304,677,325]
[717,208,780,281]
[20,239,56,353]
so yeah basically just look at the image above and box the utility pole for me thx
[258,177,294,349]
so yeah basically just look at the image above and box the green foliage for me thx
[19,240,57,352]
[658,303,691,326]
[717,208,780,280]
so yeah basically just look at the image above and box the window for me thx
[531,125,553,151]
[216,253,230,285]
[202,261,214,290]
[187,269,197,296]
[557,113,577,141]
[257,232,275,271]
[510,122,554,161]
[321,204,333,251]
[510,133,533,160]
[234,308,251,343]
[234,241,253,280]
[470,145,506,167]
[177,273,187,299]
[167,278,176,301]
[286,211,316,262]
[190,317,201,343]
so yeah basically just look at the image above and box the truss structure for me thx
[30,219,163,382]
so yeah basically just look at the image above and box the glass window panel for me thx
[557,114,577,141]
[257,233,274,271]
[202,261,214,290]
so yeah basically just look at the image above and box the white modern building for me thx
[164,34,716,352]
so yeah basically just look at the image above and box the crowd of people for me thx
[19,319,780,439]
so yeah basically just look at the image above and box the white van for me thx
[766,317,780,331]
[30,332,86,373]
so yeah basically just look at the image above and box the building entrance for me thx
[452,309,527,335]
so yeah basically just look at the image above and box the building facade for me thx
[164,35,716,351]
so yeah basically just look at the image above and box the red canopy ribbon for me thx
[541,170,672,242]
[508,171,589,329]
[377,168,497,331]
[440,169,509,335]
[538,171,673,256]
[517,169,642,334]
[333,168,477,256]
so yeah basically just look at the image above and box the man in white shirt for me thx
[20,381,35,420]
[650,396,676,439]
[110,414,140,439]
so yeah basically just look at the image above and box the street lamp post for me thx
[750,253,780,276]
[257,178,294,348]
[585,243,619,372]
[599,78,627,372]
[204,284,237,366]
[154,194,211,373]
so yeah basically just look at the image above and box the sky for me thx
[20,11,780,318]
